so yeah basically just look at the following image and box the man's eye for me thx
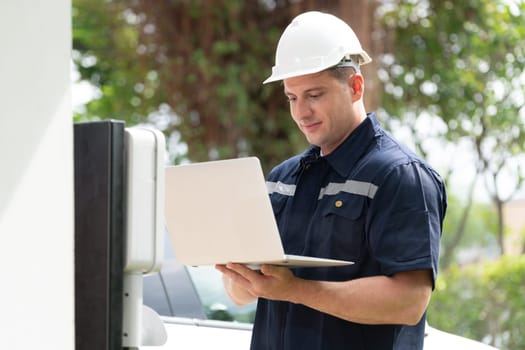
[308,93,322,100]
[286,96,296,102]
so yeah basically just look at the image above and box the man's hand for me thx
[216,263,297,303]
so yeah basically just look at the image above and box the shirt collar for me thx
[292,145,321,177]
[324,112,382,178]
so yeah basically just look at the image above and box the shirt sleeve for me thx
[366,161,446,286]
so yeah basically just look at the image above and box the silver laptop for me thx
[164,157,353,268]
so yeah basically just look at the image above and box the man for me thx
[216,11,447,350]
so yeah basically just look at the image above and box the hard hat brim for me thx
[263,52,372,84]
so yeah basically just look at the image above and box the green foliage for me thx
[380,0,525,184]
[429,256,525,349]
[72,0,307,171]
[379,0,525,261]
[441,193,499,265]
[73,0,158,124]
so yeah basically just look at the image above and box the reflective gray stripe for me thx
[318,180,378,199]
[266,181,296,196]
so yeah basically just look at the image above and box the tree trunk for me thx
[494,197,505,255]
[440,176,478,269]
[339,0,382,112]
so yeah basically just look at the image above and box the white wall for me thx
[0,1,74,349]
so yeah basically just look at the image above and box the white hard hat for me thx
[263,11,372,84]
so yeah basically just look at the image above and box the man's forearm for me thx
[288,270,432,325]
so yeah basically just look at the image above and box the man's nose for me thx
[293,98,312,119]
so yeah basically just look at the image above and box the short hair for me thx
[328,66,355,83]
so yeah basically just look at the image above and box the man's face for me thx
[283,70,361,155]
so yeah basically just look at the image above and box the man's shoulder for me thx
[267,153,303,181]
[356,132,441,184]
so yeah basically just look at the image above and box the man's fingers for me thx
[215,264,227,273]
[260,264,275,275]
[260,264,290,278]
[216,263,259,290]
[226,262,260,277]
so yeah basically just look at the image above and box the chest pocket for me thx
[317,193,367,261]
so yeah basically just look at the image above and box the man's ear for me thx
[348,74,364,101]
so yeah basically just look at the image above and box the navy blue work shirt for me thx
[250,113,447,350]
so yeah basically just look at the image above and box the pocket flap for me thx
[321,194,366,220]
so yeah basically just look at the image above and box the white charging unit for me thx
[121,126,167,348]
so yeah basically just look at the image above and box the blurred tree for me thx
[440,192,499,269]
[379,0,525,255]
[73,0,156,124]
[128,0,296,168]
[72,0,383,172]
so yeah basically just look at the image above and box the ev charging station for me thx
[122,126,166,348]
[74,120,167,350]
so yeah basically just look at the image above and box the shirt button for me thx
[335,200,343,208]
